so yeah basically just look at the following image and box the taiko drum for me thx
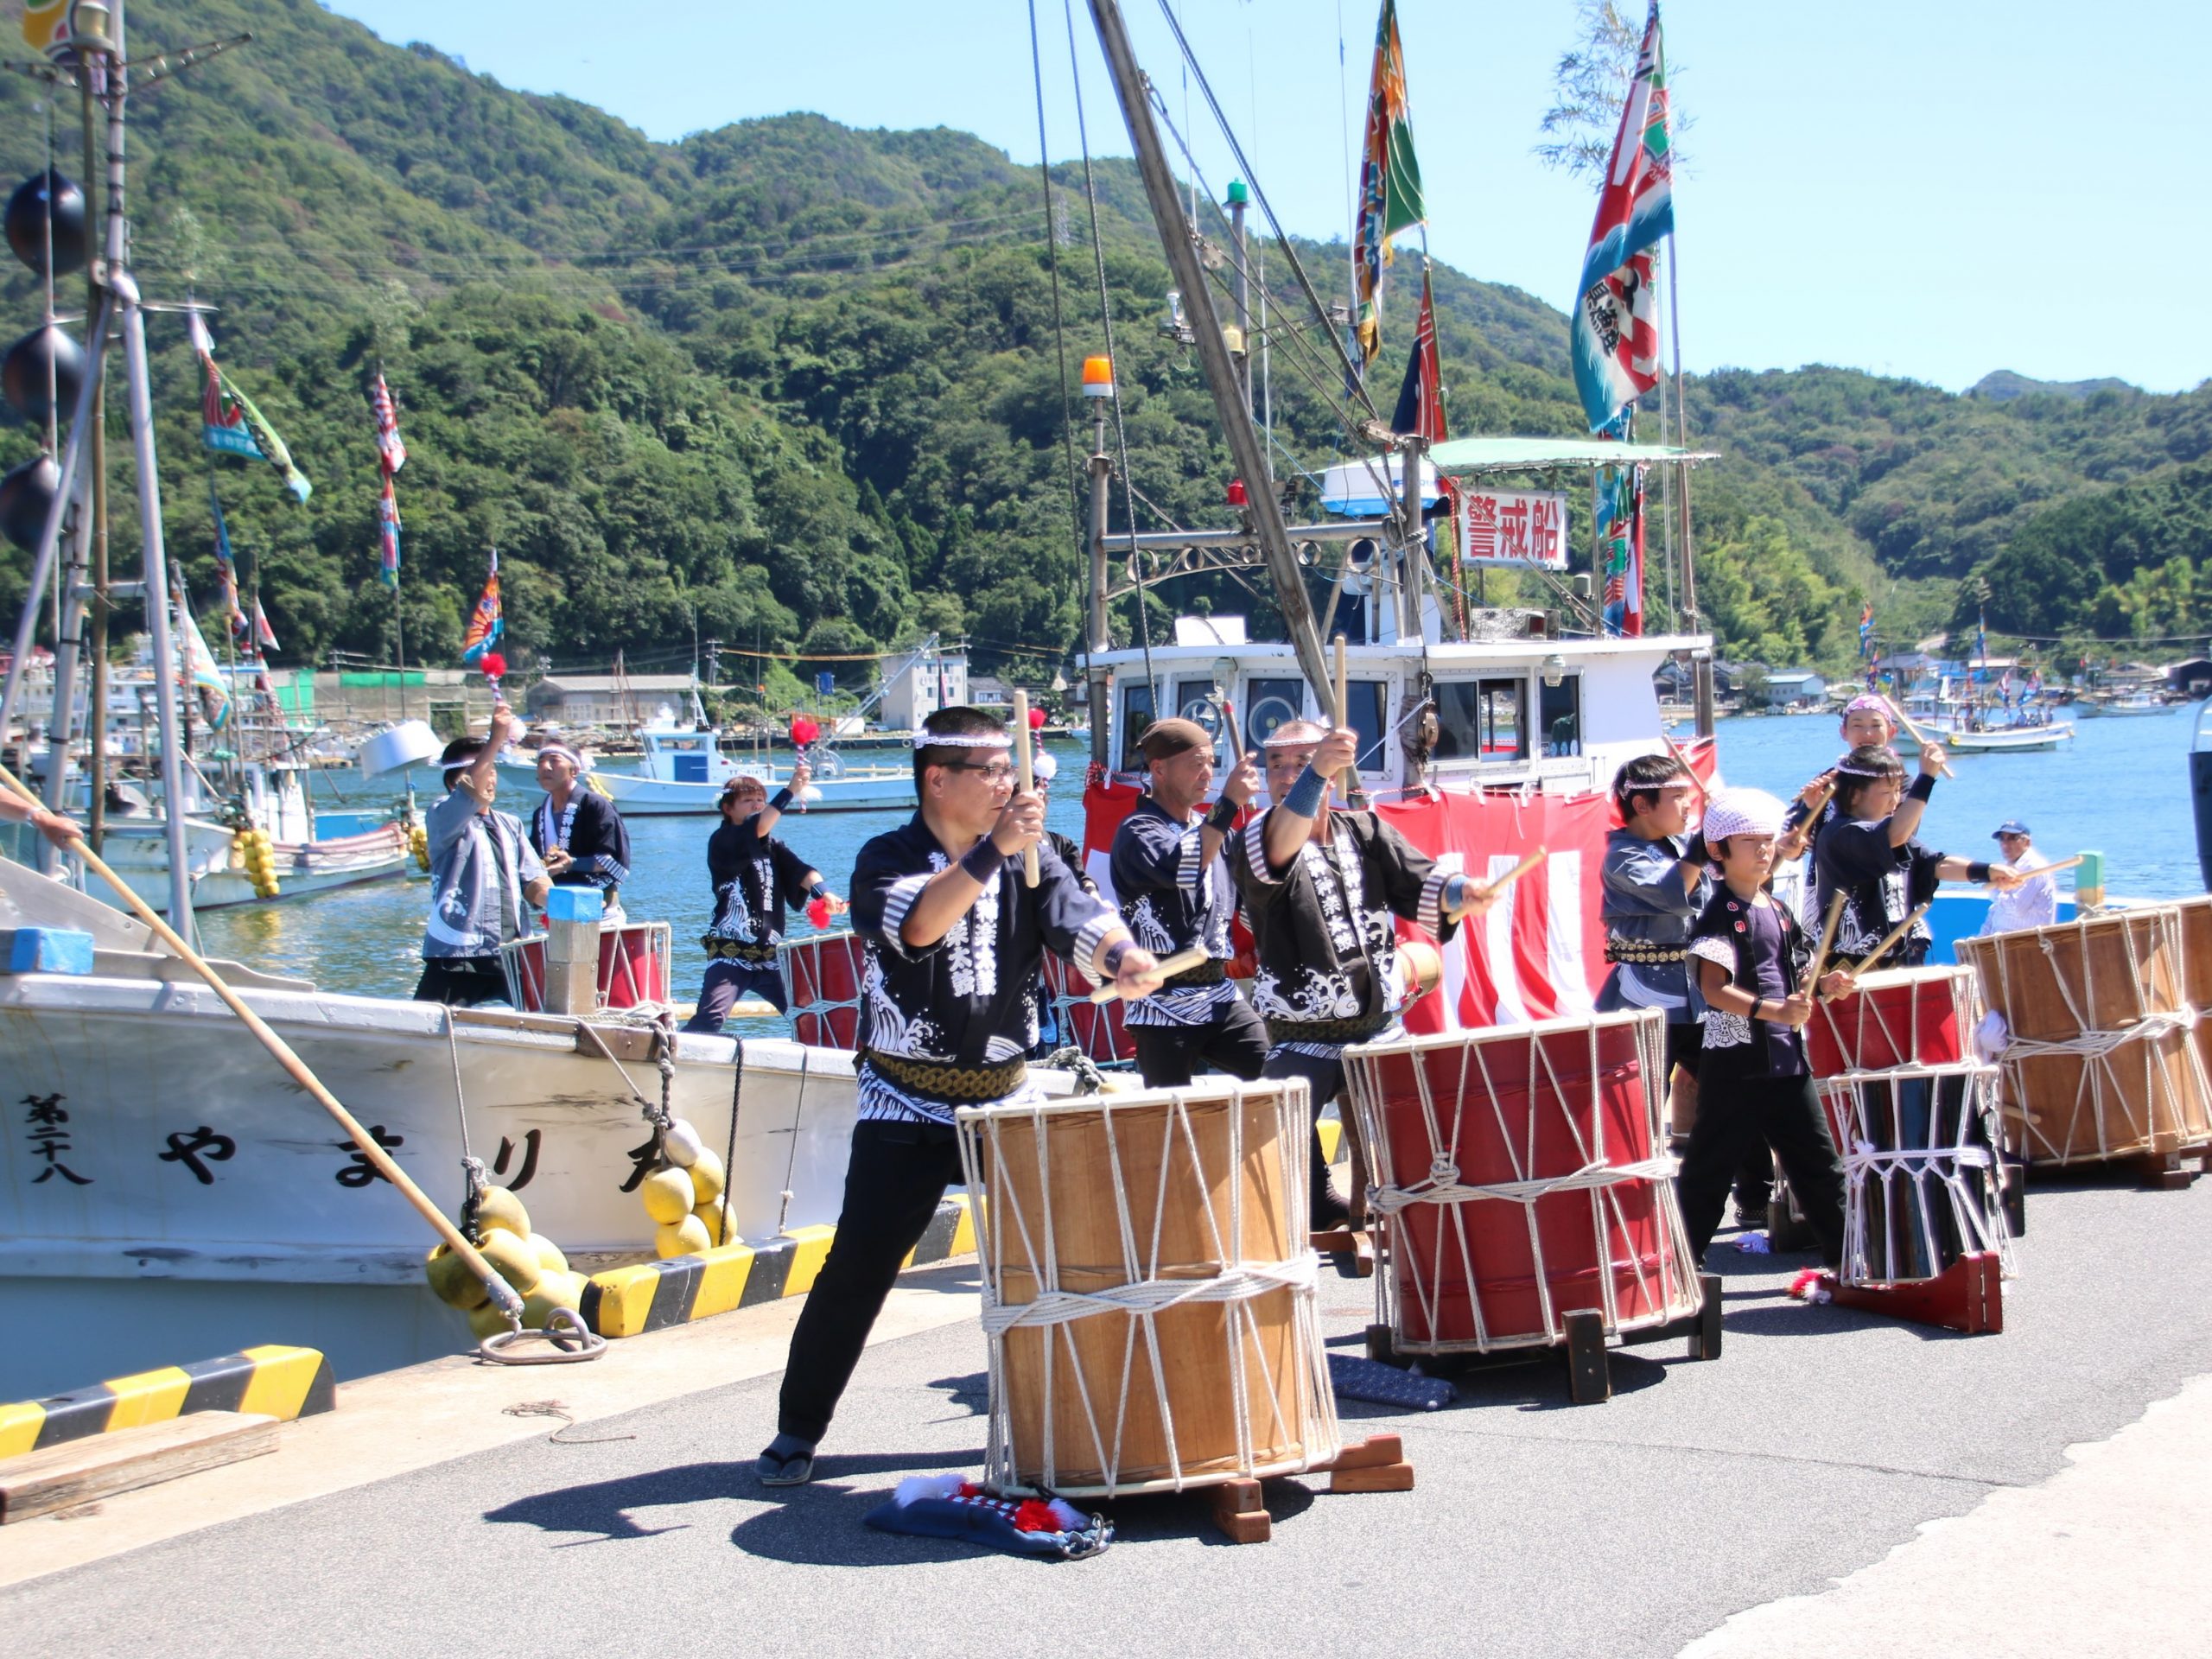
[1807,966,1982,1077]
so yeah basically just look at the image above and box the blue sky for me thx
[322,1,2206,396]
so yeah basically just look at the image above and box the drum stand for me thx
[1808,1251,2005,1336]
[1206,1433,1416,1545]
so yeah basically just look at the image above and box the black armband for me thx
[1205,798,1239,833]
[959,840,1002,884]
[1906,773,1936,802]
[1101,938,1133,978]
[769,787,795,812]
[1966,861,1992,884]
[809,880,830,900]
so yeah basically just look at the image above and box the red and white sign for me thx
[1458,487,1571,569]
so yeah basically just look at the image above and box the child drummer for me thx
[1597,754,1711,1142]
[1813,741,2023,969]
[758,706,1164,1487]
[684,762,845,1032]
[1677,787,1853,1268]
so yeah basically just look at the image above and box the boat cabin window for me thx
[1346,679,1388,772]
[1172,677,1224,760]
[1118,680,1156,772]
[1243,678,1306,752]
[1539,675,1581,757]
[663,736,705,752]
[1431,677,1528,762]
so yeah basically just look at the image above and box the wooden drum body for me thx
[1817,1063,2012,1287]
[1343,1009,1701,1356]
[1959,908,2212,1166]
[1808,967,1981,1077]
[956,1080,1338,1497]
[2168,895,2212,1111]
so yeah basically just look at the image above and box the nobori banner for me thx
[1458,488,1571,569]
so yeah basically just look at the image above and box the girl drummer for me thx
[1678,786,1853,1269]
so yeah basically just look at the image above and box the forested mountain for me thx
[0,0,2203,699]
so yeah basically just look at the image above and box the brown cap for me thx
[1138,716,1211,760]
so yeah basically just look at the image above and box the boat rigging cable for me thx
[1057,0,1154,702]
[1025,0,1087,559]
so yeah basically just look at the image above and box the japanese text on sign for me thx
[1457,487,1570,570]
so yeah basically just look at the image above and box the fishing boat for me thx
[0,854,862,1393]
[2077,690,2174,718]
[586,700,917,815]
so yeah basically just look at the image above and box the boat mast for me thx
[1084,399,1111,770]
[1085,0,1335,703]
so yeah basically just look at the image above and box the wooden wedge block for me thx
[1315,1433,1404,1472]
[1328,1462,1414,1494]
[0,1410,277,1523]
[1209,1477,1271,1544]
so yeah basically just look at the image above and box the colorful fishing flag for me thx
[19,0,66,54]
[1351,0,1426,372]
[461,548,504,666]
[186,312,312,502]
[207,481,253,652]
[370,371,407,475]
[1570,3,1674,434]
[1389,266,1448,443]
[253,598,280,654]
[175,590,231,730]
[1975,610,1989,678]
[1596,463,1644,638]
[376,474,401,588]
[1859,601,1874,659]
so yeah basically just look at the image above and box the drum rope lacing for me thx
[1816,1066,2014,1285]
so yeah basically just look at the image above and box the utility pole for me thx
[1087,0,1333,704]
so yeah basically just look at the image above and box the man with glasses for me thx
[683,761,844,1033]
[1980,819,2058,935]
[758,705,1164,1488]
[1110,715,1267,1087]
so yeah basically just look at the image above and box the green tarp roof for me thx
[1427,436,1719,476]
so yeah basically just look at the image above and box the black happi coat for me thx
[703,813,817,953]
[1813,816,1943,968]
[1109,795,1236,1028]
[1231,808,1456,1042]
[1686,883,1814,1083]
[851,813,1119,1071]
[529,787,631,902]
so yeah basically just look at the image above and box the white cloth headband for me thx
[1832,753,1900,779]
[913,730,1010,751]
[1701,785,1786,842]
[1261,730,1323,750]
[535,742,582,767]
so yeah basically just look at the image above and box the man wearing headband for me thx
[529,741,631,926]
[1234,716,1496,1230]
[1109,715,1267,1087]
[683,759,844,1033]
[759,705,1163,1488]
[414,701,550,1007]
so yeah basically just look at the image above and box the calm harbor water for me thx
[197,711,2212,1002]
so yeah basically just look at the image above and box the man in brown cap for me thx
[1108,715,1268,1086]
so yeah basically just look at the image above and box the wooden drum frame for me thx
[1958,908,2212,1166]
[1343,1009,1703,1357]
[1816,1061,2013,1287]
[956,1079,1339,1498]
[1808,966,1982,1078]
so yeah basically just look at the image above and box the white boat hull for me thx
[29,818,417,913]
[593,769,914,815]
[1941,722,2075,754]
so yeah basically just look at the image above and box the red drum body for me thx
[499,922,671,1013]
[781,931,868,1048]
[1039,950,1137,1066]
[1344,1010,1701,1354]
[1807,968,1981,1077]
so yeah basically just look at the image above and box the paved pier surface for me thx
[4,1172,2209,1659]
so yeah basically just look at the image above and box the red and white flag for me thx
[370,372,407,475]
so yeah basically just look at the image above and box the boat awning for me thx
[1428,436,1719,477]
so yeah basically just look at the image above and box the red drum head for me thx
[1346,1012,1697,1353]
[1039,950,1137,1065]
[1807,968,1978,1078]
[784,931,868,1048]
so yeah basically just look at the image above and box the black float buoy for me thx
[4,168,87,278]
[0,452,60,550]
[1,323,85,423]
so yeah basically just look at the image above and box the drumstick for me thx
[1332,633,1354,799]
[1880,693,1956,779]
[1846,900,1932,979]
[1086,944,1210,1002]
[2030,854,2087,876]
[1216,692,1242,762]
[1012,689,1039,889]
[1658,733,1710,805]
[1450,847,1548,921]
[1801,890,1847,1000]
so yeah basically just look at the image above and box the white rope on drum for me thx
[1822,1065,2015,1284]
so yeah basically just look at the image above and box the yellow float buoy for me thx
[686,1148,727,1206]
[655,1214,711,1259]
[521,1270,586,1328]
[474,1185,531,1238]
[423,1242,492,1311]
[639,1165,695,1226]
[467,1301,513,1340]
[694,1195,736,1247]
[528,1232,569,1276]
[477,1227,543,1295]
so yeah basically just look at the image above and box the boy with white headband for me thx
[1679,785,1854,1268]
[759,705,1163,1487]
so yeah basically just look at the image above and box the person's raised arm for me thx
[899,789,1044,949]
[462,702,516,808]
[756,760,808,840]
[1888,742,1945,848]
[1262,728,1357,870]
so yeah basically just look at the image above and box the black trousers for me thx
[1678,1071,1847,1268]
[412,956,509,1007]
[778,1119,963,1445]
[1262,1046,1355,1221]
[1667,1020,1772,1211]
[1130,998,1270,1088]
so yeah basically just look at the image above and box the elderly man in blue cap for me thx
[1980,819,2057,935]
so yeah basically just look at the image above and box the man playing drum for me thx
[758,706,1166,1488]
[1109,716,1268,1087]
[1233,719,1496,1230]
[683,763,845,1032]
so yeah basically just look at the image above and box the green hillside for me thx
[0,0,2203,696]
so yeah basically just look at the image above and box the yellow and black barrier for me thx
[0,1344,335,1460]
[582,1194,977,1339]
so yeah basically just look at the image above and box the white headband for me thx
[913,730,1011,752]
[1261,730,1324,750]
[536,742,582,767]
